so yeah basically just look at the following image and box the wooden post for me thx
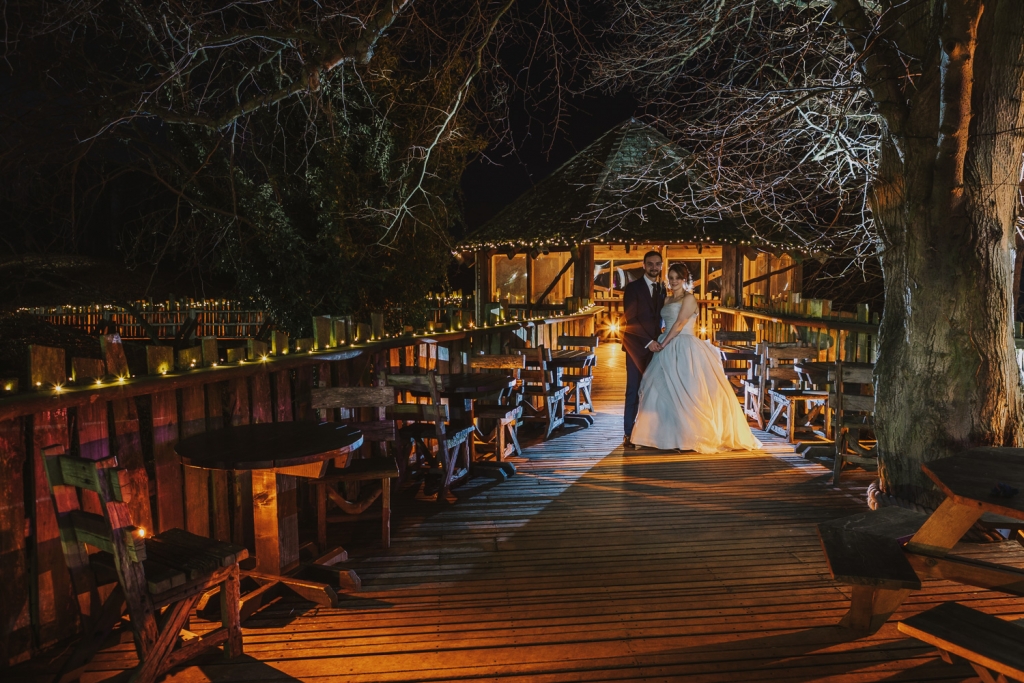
[573,245,595,299]
[474,250,491,327]
[149,389,183,534]
[179,386,210,537]
[0,418,31,665]
[720,245,743,310]
[28,345,77,646]
[526,251,534,309]
[100,335,153,530]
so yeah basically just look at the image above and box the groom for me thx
[621,250,666,447]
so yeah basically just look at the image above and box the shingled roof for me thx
[460,119,783,252]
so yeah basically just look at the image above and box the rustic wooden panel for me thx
[200,336,219,367]
[246,339,269,361]
[28,345,65,388]
[29,409,77,646]
[150,390,183,534]
[293,365,314,422]
[271,330,289,356]
[145,346,174,376]
[273,370,293,423]
[179,386,209,538]
[71,358,106,383]
[206,382,225,431]
[109,396,152,531]
[176,346,203,371]
[226,377,250,427]
[0,418,32,666]
[313,316,332,350]
[98,334,129,377]
[225,378,253,549]
[250,371,273,424]
[105,334,152,527]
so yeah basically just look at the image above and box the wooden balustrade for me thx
[0,309,598,666]
[716,306,879,362]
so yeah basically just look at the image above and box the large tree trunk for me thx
[837,0,1024,505]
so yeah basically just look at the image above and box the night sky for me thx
[459,91,638,235]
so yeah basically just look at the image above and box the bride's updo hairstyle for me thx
[668,263,694,292]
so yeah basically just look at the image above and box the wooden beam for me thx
[742,262,800,288]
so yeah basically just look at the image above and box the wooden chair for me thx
[386,371,475,500]
[556,335,599,414]
[716,331,759,397]
[742,343,769,427]
[898,602,1024,682]
[42,445,245,683]
[467,354,524,461]
[830,360,876,485]
[309,385,401,548]
[764,346,828,442]
[517,346,567,439]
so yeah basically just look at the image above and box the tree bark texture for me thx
[835,0,1024,504]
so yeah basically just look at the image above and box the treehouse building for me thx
[458,119,808,340]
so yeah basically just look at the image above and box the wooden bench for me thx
[898,601,1024,683]
[309,385,401,549]
[43,446,245,683]
[817,507,927,631]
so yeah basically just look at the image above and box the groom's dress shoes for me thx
[623,435,633,449]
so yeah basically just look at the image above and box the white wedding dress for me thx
[630,300,763,453]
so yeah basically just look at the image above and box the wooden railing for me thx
[21,301,265,340]
[593,292,721,341]
[715,306,879,362]
[0,309,599,667]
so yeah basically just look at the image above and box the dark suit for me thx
[621,277,665,437]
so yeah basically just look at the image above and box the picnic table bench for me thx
[818,447,1024,680]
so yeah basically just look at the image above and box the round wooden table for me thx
[177,421,363,607]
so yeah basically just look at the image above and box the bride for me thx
[630,263,762,453]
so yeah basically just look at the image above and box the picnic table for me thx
[176,421,364,608]
[821,448,1024,623]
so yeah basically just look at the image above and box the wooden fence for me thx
[716,306,879,362]
[0,310,597,667]
[593,292,721,341]
[21,301,265,340]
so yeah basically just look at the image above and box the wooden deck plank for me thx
[13,344,1024,682]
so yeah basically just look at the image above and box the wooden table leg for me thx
[249,471,345,607]
[840,586,911,632]
[251,470,299,575]
[905,498,983,557]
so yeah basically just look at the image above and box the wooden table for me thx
[846,448,1024,630]
[177,421,363,608]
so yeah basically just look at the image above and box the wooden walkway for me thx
[17,345,1024,682]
